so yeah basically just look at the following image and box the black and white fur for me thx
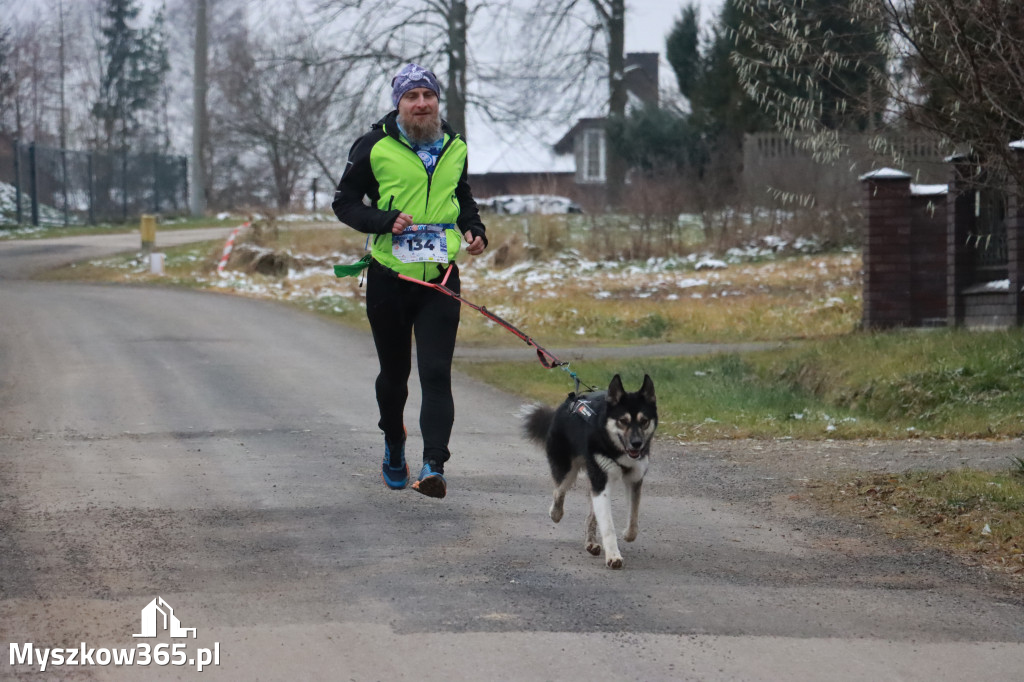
[523,374,657,569]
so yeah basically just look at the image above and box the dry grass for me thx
[817,470,1024,585]
[457,249,861,345]
[51,218,862,344]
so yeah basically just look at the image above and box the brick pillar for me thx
[947,157,976,326]
[860,168,912,328]
[1008,143,1024,325]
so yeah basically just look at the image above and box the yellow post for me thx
[140,214,157,253]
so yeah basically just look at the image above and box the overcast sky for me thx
[626,0,722,56]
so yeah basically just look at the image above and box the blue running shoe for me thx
[412,461,446,499]
[381,436,408,490]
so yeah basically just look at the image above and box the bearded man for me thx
[332,63,488,499]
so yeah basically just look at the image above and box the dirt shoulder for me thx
[657,437,1024,592]
[681,437,1023,480]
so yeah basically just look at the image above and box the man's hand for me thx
[391,213,414,235]
[465,232,486,256]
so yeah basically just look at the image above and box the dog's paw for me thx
[606,555,623,569]
[585,542,602,556]
[549,504,563,523]
[623,527,638,542]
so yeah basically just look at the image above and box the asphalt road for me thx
[1,231,1023,681]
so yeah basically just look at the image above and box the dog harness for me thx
[568,393,599,424]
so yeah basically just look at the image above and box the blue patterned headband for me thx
[391,63,441,108]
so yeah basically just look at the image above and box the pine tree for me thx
[91,0,170,150]
[665,5,700,101]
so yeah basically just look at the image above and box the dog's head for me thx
[605,374,657,459]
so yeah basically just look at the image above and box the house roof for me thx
[552,52,661,153]
[553,118,606,155]
[467,112,575,174]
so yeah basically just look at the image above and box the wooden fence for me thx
[743,132,950,206]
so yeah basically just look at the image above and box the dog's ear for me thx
[640,374,656,404]
[607,374,624,406]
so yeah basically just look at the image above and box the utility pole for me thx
[190,0,208,216]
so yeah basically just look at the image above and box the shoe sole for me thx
[412,474,446,499]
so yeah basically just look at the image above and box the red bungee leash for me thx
[396,263,594,391]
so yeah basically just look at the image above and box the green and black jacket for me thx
[332,111,487,281]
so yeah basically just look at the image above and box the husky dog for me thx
[523,374,657,569]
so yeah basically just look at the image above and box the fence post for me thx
[29,142,39,227]
[153,153,161,214]
[121,148,128,223]
[1009,142,1024,326]
[946,155,976,326]
[87,152,95,226]
[860,167,913,329]
[61,147,69,226]
[13,140,22,225]
[181,157,189,213]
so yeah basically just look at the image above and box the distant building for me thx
[467,52,660,212]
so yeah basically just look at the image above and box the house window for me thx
[580,128,605,183]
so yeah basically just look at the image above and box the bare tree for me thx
[316,0,488,137]
[216,28,369,208]
[2,12,62,145]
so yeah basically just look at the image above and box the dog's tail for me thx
[520,404,555,444]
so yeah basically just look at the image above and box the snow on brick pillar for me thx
[1008,141,1024,325]
[860,168,913,328]
[946,156,976,326]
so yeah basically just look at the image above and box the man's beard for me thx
[398,111,442,145]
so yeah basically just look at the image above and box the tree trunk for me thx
[191,0,208,216]
[446,0,468,136]
[603,0,627,209]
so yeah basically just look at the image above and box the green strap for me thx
[334,253,372,278]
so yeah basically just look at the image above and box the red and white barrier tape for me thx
[216,222,250,276]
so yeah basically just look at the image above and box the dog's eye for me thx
[617,417,631,428]
[638,417,649,428]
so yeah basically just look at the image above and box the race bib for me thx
[392,224,452,264]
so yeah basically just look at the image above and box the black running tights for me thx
[365,263,461,465]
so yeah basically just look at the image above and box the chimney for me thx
[625,52,659,107]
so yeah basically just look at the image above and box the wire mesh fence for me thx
[0,140,188,227]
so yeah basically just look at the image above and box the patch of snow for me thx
[981,279,1010,292]
[911,183,948,196]
[695,258,727,270]
[858,167,911,181]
